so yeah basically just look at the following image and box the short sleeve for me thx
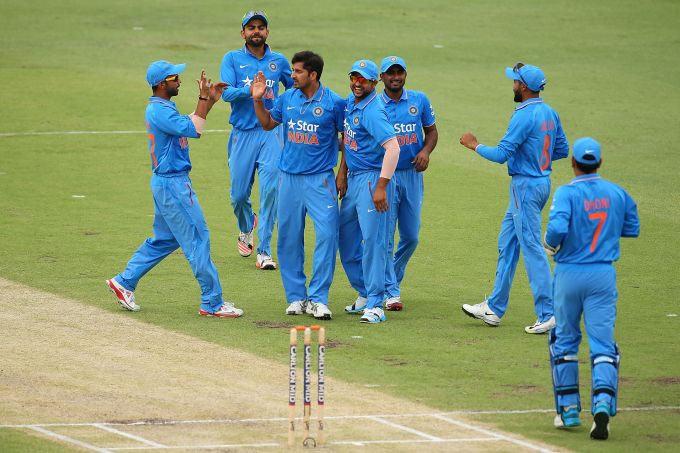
[363,105,395,145]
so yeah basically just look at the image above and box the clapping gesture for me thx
[251,71,267,100]
[196,70,228,103]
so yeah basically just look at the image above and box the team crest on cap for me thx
[269,62,278,71]
[359,61,366,68]
[313,107,324,117]
[353,116,360,125]
[390,56,397,62]
[408,105,419,116]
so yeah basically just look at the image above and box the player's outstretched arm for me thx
[189,70,227,136]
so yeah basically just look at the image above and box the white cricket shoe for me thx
[237,214,257,257]
[345,296,367,314]
[360,307,386,324]
[106,278,140,311]
[256,253,277,270]
[199,301,243,318]
[461,300,500,326]
[306,302,332,320]
[525,316,556,334]
[385,296,403,311]
[286,300,307,315]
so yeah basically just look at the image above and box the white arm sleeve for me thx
[189,113,206,135]
[380,137,400,179]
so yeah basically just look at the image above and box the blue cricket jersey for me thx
[220,44,293,130]
[270,84,345,174]
[343,90,396,172]
[380,89,436,170]
[145,97,199,175]
[546,174,640,264]
[476,98,569,177]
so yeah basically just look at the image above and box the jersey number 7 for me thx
[588,211,607,252]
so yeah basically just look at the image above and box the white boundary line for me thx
[93,423,166,448]
[26,425,112,452]
[3,405,676,429]
[0,129,228,138]
[107,442,280,450]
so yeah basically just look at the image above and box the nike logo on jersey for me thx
[287,106,296,110]
[327,205,334,209]
[239,64,249,68]
[367,208,376,213]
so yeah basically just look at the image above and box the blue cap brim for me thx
[505,67,520,81]
[381,63,406,73]
[172,63,186,76]
[242,15,268,28]
[349,69,377,81]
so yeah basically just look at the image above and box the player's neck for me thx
[246,43,266,58]
[384,87,403,102]
[301,81,320,99]
[521,92,540,102]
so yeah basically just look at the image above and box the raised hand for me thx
[196,70,210,99]
[251,71,267,100]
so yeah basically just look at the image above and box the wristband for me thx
[198,96,209,101]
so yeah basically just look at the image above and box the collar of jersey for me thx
[515,97,544,111]
[381,89,408,104]
[348,90,378,112]
[242,43,271,60]
[148,96,176,107]
[570,174,601,184]
[295,83,325,104]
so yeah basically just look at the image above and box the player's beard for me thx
[513,89,522,103]
[168,86,179,97]
[246,35,266,48]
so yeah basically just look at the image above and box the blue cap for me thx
[146,60,186,87]
[380,56,407,73]
[504,64,546,92]
[242,10,268,28]
[349,59,379,81]
[573,137,602,164]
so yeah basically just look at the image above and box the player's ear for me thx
[240,29,246,39]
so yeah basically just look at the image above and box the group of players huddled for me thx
[106,10,639,442]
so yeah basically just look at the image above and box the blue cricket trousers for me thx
[116,173,223,312]
[385,167,423,298]
[227,126,282,255]
[339,171,395,309]
[277,170,339,305]
[551,263,619,412]
[487,175,553,321]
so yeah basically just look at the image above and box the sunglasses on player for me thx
[349,74,370,84]
[164,74,180,83]
[512,62,528,86]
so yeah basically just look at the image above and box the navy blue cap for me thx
[505,64,546,92]
[573,137,602,164]
[146,60,186,87]
[349,59,379,81]
[380,56,407,73]
[242,10,268,28]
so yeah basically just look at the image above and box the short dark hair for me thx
[575,159,601,174]
[291,51,324,81]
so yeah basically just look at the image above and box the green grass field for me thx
[1,0,679,451]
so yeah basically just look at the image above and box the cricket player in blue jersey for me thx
[379,56,438,311]
[545,137,639,440]
[106,61,243,319]
[251,51,345,320]
[338,59,401,324]
[460,62,569,334]
[219,10,293,269]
